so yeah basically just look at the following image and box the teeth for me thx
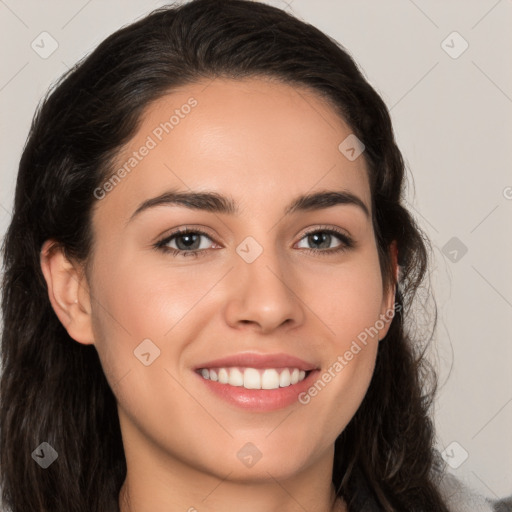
[229,368,244,387]
[279,369,291,387]
[199,367,309,390]
[218,368,229,384]
[261,369,280,389]
[244,368,261,389]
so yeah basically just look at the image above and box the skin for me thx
[41,77,396,512]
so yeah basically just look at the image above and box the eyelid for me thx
[154,225,221,245]
[295,224,353,243]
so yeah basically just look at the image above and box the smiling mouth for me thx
[196,367,310,390]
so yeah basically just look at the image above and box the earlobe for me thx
[40,240,95,345]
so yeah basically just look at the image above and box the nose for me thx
[222,247,305,334]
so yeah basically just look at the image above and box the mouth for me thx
[192,352,320,412]
[196,366,312,390]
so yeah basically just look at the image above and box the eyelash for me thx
[154,226,354,258]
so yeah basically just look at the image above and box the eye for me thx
[296,228,354,253]
[155,228,217,257]
[154,226,354,258]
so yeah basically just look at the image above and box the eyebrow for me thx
[128,188,370,223]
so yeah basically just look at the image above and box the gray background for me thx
[0,0,511,500]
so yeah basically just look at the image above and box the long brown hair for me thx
[1,1,448,510]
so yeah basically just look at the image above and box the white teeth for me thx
[218,368,229,384]
[244,368,261,389]
[279,368,291,387]
[199,367,309,390]
[229,368,244,387]
[261,369,280,389]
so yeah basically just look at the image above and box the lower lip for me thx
[194,370,320,412]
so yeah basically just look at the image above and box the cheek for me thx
[87,248,226,383]
[90,247,217,336]
[304,251,385,347]
[295,251,385,432]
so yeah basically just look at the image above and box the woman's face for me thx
[85,77,395,482]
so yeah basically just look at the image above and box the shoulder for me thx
[437,471,509,512]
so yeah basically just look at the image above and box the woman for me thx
[0,1,500,511]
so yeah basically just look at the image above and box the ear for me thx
[40,239,95,345]
[378,240,399,340]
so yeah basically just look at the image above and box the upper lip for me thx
[194,352,319,371]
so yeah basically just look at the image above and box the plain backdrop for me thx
[0,0,511,501]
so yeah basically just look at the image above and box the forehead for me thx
[95,77,370,224]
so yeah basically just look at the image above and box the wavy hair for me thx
[1,1,448,510]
